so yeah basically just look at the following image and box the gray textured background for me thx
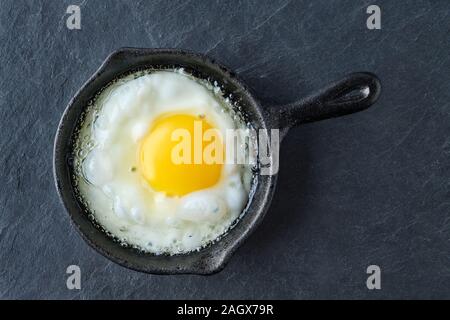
[1,0,449,299]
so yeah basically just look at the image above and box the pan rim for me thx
[53,47,278,275]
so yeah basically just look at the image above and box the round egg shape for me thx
[73,69,255,255]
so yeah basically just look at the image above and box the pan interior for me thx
[72,59,261,252]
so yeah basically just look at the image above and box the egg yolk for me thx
[138,114,223,196]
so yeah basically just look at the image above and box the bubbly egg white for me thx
[73,70,254,254]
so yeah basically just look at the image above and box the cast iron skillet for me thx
[53,48,381,275]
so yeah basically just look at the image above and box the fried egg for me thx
[72,69,254,254]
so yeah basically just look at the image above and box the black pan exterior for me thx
[53,48,277,275]
[54,47,381,275]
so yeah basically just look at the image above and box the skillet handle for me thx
[275,72,381,129]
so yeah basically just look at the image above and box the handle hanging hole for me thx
[330,85,371,105]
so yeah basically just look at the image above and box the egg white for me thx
[73,70,254,254]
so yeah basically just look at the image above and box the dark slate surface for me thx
[1,0,449,299]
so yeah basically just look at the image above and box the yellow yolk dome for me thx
[138,114,224,196]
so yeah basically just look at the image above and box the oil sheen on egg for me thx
[72,69,254,255]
